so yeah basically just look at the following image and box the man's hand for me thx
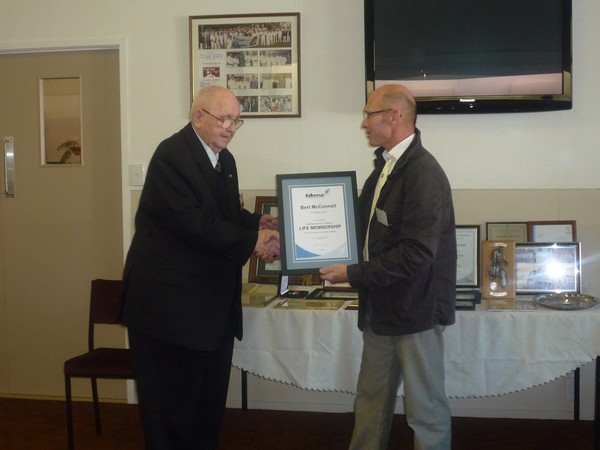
[255,229,280,263]
[259,214,278,230]
[319,264,349,284]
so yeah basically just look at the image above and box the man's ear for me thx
[191,109,202,124]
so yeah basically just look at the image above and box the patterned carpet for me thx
[0,397,595,449]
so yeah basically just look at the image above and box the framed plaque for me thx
[276,171,361,275]
[241,283,278,307]
[515,242,581,294]
[306,288,359,300]
[456,225,480,288]
[274,298,345,310]
[482,240,516,300]
[486,222,528,242]
[528,220,577,242]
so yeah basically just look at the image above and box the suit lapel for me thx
[182,123,238,221]
[217,150,241,222]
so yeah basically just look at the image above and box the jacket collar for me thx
[374,128,421,177]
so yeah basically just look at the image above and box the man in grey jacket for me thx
[320,84,456,450]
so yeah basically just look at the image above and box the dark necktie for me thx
[215,160,222,173]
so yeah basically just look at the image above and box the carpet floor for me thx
[0,397,595,449]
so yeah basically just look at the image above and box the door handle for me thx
[3,136,15,198]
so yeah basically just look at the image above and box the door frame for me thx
[0,38,134,401]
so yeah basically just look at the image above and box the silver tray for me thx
[534,293,599,311]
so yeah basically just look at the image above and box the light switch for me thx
[129,163,146,186]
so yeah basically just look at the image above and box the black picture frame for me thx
[456,225,480,288]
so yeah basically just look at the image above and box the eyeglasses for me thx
[362,109,393,120]
[201,109,244,130]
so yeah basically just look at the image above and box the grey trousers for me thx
[349,325,451,450]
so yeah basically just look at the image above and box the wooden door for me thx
[0,50,124,399]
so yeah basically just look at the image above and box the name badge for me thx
[375,207,389,226]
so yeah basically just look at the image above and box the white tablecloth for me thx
[232,303,600,398]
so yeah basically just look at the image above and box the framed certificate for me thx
[456,225,480,288]
[486,222,528,242]
[528,220,577,242]
[276,171,361,275]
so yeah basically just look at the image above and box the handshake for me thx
[255,229,280,264]
[255,214,280,263]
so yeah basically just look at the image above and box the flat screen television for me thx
[365,0,572,114]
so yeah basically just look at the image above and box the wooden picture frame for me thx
[485,222,528,242]
[247,196,319,285]
[248,196,280,284]
[189,13,301,117]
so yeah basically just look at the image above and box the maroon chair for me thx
[63,279,134,450]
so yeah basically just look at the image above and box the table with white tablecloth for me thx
[232,302,600,448]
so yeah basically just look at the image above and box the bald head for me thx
[189,85,238,121]
[370,84,417,127]
[361,84,417,150]
[189,86,241,154]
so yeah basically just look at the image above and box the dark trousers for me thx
[128,329,235,450]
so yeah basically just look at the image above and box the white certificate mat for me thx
[277,171,361,274]
[290,183,349,260]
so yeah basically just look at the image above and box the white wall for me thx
[1,1,599,191]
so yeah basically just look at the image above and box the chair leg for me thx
[65,375,75,450]
[91,377,102,435]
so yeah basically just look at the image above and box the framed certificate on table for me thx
[486,222,529,242]
[528,220,577,242]
[456,225,480,288]
[276,171,361,275]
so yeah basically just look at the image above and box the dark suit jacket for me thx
[347,129,457,336]
[121,123,260,351]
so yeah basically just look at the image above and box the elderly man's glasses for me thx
[362,109,393,120]
[201,109,244,130]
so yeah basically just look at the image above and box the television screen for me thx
[365,0,572,113]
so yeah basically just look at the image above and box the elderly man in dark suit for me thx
[121,85,279,449]
[320,84,456,450]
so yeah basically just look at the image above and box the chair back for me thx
[88,279,125,350]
